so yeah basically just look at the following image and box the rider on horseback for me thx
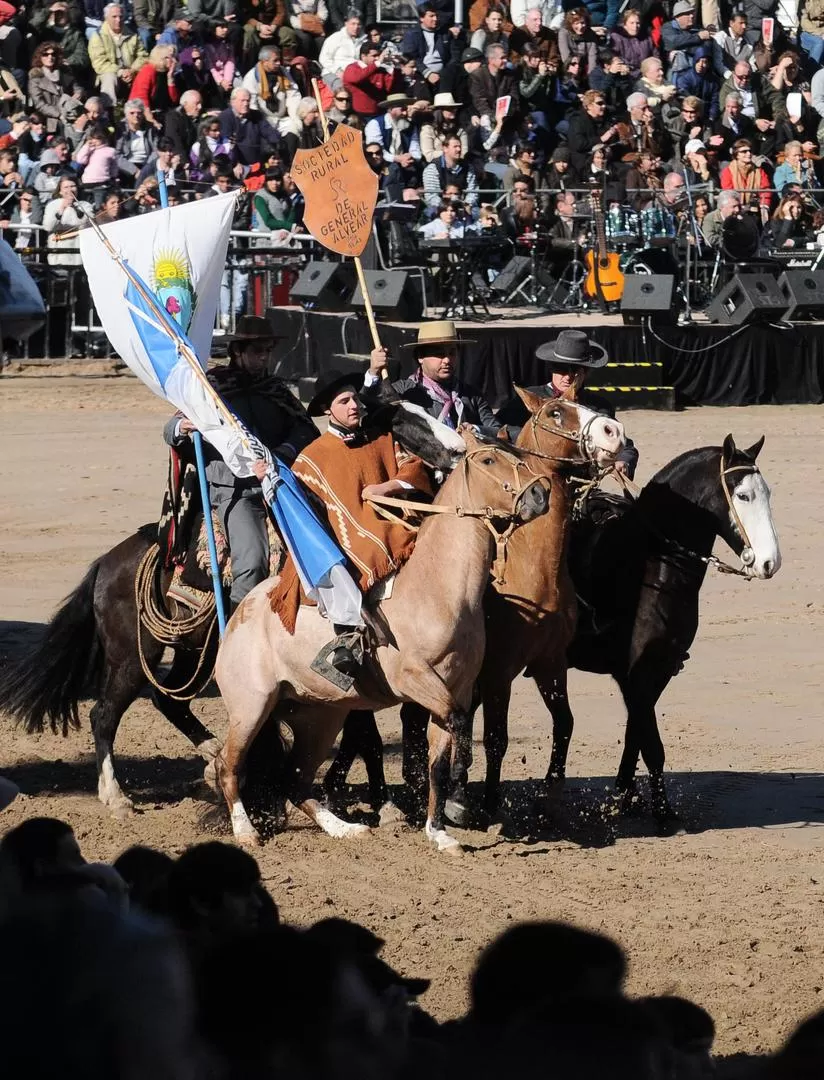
[163,315,318,611]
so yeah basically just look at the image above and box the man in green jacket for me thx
[88,3,148,104]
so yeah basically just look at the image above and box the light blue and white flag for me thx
[80,197,362,626]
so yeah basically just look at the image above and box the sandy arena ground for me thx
[1,372,823,1061]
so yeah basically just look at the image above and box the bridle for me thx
[608,454,760,579]
[365,445,550,586]
[522,403,607,466]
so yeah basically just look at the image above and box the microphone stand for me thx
[680,166,702,324]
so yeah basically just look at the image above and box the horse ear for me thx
[514,385,548,414]
[745,435,765,461]
[459,424,479,450]
[722,434,736,463]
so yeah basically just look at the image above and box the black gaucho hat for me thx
[535,328,608,370]
[307,368,365,416]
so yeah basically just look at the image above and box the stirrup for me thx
[310,630,365,691]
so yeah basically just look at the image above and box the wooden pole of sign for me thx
[310,78,388,380]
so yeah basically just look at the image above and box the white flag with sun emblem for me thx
[79,193,236,386]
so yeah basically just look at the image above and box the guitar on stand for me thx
[583,184,625,312]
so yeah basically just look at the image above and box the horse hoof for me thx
[200,737,222,762]
[108,798,135,821]
[316,807,371,839]
[235,829,262,849]
[542,775,566,801]
[425,818,464,855]
[445,798,471,829]
[655,809,685,836]
[619,788,647,818]
[378,801,406,827]
[203,760,219,794]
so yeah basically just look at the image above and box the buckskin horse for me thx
[0,402,465,816]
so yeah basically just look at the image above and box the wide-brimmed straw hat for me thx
[535,329,608,369]
[225,314,285,343]
[433,92,463,109]
[379,93,416,110]
[401,319,475,351]
[308,367,365,416]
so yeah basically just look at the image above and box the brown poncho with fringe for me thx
[267,430,432,633]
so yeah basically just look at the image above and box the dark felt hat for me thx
[225,314,285,342]
[535,329,608,369]
[308,367,365,416]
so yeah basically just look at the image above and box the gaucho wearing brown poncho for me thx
[267,427,433,633]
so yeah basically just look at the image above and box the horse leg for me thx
[424,721,462,855]
[400,701,430,817]
[290,709,372,839]
[616,665,678,824]
[151,649,222,769]
[216,685,280,848]
[480,678,512,821]
[534,667,575,794]
[91,650,160,817]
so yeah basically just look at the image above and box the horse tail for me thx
[0,560,104,737]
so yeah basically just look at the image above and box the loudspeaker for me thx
[351,269,424,320]
[290,261,355,310]
[705,273,788,325]
[489,255,532,298]
[620,274,678,325]
[777,269,824,321]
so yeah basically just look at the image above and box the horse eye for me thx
[553,410,562,422]
[482,455,495,465]
[736,491,751,502]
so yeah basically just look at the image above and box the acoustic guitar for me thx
[583,186,625,308]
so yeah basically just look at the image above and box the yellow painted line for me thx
[589,385,675,392]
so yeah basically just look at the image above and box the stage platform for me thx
[270,306,824,411]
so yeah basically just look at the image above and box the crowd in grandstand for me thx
[1,0,824,297]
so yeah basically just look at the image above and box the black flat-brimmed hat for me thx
[225,314,286,343]
[308,367,365,416]
[535,329,608,369]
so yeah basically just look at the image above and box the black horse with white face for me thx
[538,434,781,827]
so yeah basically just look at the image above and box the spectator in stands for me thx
[203,20,237,106]
[701,186,740,246]
[418,197,466,238]
[73,122,118,185]
[419,91,468,161]
[31,142,70,203]
[136,133,181,185]
[545,144,577,188]
[720,137,770,222]
[470,42,520,133]
[122,173,160,212]
[590,50,634,117]
[712,90,759,158]
[800,0,824,66]
[518,44,556,144]
[471,7,509,56]
[502,141,540,190]
[764,191,809,247]
[0,62,25,117]
[115,97,158,180]
[439,45,482,112]
[679,137,718,189]
[241,0,294,65]
[286,0,327,59]
[365,92,421,187]
[401,6,458,93]
[28,41,84,136]
[177,41,214,103]
[719,60,766,121]
[567,87,618,173]
[17,115,47,180]
[253,165,296,232]
[187,0,239,37]
[675,47,720,122]
[1,187,44,249]
[713,12,754,80]
[558,8,598,75]
[164,87,202,156]
[422,133,478,207]
[43,173,93,265]
[318,10,361,89]
[133,0,177,50]
[30,1,90,81]
[158,11,194,52]
[510,7,560,64]
[242,45,299,128]
[343,38,395,118]
[130,44,181,128]
[64,94,111,152]
[741,0,778,45]
[619,90,668,159]
[635,55,678,114]
[0,147,23,210]
[327,86,353,123]
[609,8,656,81]
[220,85,280,167]
[281,94,320,164]
[89,4,148,105]
[661,1,712,74]
[774,138,817,192]
[0,113,30,154]
[189,113,233,179]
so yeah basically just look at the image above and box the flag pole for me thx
[310,78,388,380]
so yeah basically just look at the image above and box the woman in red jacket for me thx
[720,138,772,226]
[129,45,180,130]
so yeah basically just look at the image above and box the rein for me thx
[365,448,548,586]
[607,459,758,579]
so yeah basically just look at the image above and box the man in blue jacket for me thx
[661,0,712,70]
[675,47,720,122]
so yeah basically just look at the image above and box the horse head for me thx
[459,428,550,526]
[513,386,626,468]
[720,434,781,580]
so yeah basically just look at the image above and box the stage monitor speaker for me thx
[290,261,355,310]
[489,255,532,299]
[705,273,788,325]
[351,269,424,320]
[620,274,678,325]
[777,269,824,321]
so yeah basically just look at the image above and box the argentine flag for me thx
[80,196,362,626]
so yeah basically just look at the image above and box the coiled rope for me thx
[135,545,219,700]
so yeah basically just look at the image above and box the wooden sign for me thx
[290,123,379,258]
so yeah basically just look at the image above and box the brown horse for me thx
[213,431,552,854]
[327,390,628,824]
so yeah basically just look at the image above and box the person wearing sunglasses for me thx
[28,41,84,135]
